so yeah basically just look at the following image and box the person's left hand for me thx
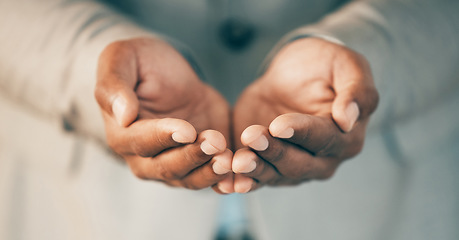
[231,38,379,193]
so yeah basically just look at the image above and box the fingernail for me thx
[172,132,194,144]
[234,159,256,174]
[218,177,234,194]
[218,182,232,194]
[201,140,220,155]
[241,160,256,173]
[345,102,359,132]
[248,135,269,151]
[275,127,294,139]
[235,177,253,193]
[112,96,126,126]
[213,162,231,175]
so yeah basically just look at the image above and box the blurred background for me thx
[1,0,458,239]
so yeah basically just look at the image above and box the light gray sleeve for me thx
[272,0,459,130]
[0,0,153,142]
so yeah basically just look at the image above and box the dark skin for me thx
[232,38,379,193]
[95,37,379,194]
[95,37,234,193]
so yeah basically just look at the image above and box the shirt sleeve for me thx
[0,0,154,143]
[270,0,459,130]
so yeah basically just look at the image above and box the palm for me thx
[132,39,230,138]
[234,39,338,147]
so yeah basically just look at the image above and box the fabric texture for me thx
[0,0,458,239]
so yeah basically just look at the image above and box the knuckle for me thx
[317,168,336,180]
[131,138,151,158]
[181,181,202,191]
[266,178,281,186]
[266,179,277,186]
[268,145,285,163]
[286,162,313,180]
[133,147,148,158]
[202,167,218,183]
[251,160,265,176]
[296,118,313,143]
[154,129,172,151]
[183,146,206,167]
[130,165,148,180]
[316,134,338,157]
[286,168,305,180]
[298,161,315,178]
[157,162,181,181]
[137,151,151,158]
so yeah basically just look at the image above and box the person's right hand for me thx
[95,37,234,193]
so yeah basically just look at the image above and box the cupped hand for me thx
[95,37,234,193]
[231,38,379,193]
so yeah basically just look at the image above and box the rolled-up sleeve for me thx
[270,0,459,130]
[0,0,153,142]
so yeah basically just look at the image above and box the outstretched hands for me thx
[95,37,234,193]
[95,37,378,194]
[232,38,378,193]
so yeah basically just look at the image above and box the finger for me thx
[172,149,233,190]
[234,174,256,193]
[332,52,379,132]
[95,41,140,127]
[109,118,197,157]
[269,113,343,156]
[213,173,235,194]
[270,113,366,158]
[241,125,337,180]
[232,148,257,174]
[133,130,227,181]
[212,149,234,175]
[233,148,280,186]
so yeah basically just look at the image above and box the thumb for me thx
[95,41,140,127]
[332,97,360,133]
[331,51,379,133]
[95,76,140,127]
[332,83,379,133]
[110,90,139,127]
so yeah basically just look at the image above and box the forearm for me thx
[0,0,153,142]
